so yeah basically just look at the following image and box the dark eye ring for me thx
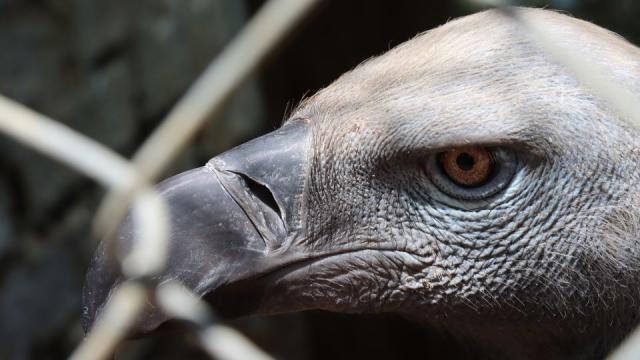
[426,146,517,200]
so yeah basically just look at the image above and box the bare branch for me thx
[506,7,640,129]
[0,95,169,278]
[157,281,275,360]
[608,326,640,360]
[69,282,148,360]
[501,7,640,359]
[0,95,136,189]
[93,0,322,242]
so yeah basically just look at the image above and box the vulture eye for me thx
[426,146,517,200]
[441,146,493,187]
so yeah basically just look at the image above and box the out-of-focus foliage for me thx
[0,0,638,359]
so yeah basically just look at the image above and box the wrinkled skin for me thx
[84,8,640,359]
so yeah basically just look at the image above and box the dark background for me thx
[0,0,638,359]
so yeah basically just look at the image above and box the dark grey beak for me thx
[81,120,310,335]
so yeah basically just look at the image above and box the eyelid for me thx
[421,141,519,155]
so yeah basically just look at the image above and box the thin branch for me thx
[0,95,169,278]
[0,1,321,359]
[93,0,322,242]
[0,95,136,189]
[501,7,640,359]
[156,281,275,360]
[121,188,169,277]
[608,326,640,360]
[505,7,640,128]
[69,282,148,360]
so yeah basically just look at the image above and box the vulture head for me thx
[82,8,640,359]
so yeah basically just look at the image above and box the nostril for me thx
[236,172,282,220]
[214,167,288,247]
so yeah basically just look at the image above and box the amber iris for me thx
[441,146,493,186]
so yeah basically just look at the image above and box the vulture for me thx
[82,8,640,359]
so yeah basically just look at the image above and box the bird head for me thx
[82,8,640,358]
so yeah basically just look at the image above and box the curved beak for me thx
[81,120,310,335]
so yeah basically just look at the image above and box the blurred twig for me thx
[94,0,322,243]
[499,6,640,360]
[609,326,640,360]
[0,92,171,360]
[0,96,136,189]
[69,282,148,360]
[1,0,322,359]
[0,95,170,278]
[505,7,640,128]
[157,281,275,360]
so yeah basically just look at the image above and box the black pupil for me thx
[456,152,475,171]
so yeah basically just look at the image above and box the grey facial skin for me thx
[83,7,640,359]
